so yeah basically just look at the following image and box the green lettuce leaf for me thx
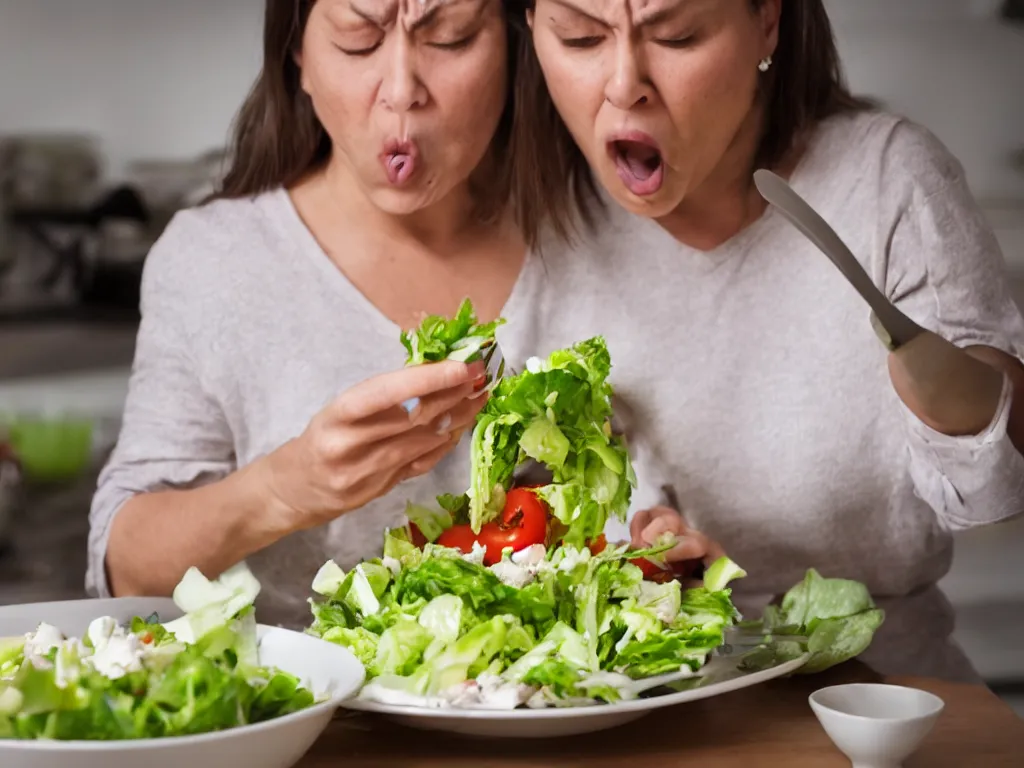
[739,569,885,675]
[400,298,504,366]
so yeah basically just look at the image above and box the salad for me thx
[0,564,316,740]
[306,300,886,709]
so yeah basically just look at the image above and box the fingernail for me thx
[435,412,452,435]
[401,397,421,415]
[467,361,486,378]
[469,387,490,400]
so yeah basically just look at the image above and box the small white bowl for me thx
[809,683,945,768]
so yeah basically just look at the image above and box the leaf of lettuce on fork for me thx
[400,297,504,366]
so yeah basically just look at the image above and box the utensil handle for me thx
[753,170,925,349]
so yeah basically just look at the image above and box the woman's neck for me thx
[656,104,774,252]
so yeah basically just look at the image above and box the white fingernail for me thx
[435,413,452,435]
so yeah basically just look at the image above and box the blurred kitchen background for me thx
[1,0,1022,712]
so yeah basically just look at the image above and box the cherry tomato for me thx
[475,488,549,565]
[409,523,428,549]
[435,524,479,554]
[588,535,608,555]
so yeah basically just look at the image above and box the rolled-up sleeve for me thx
[883,126,1024,530]
[86,217,236,598]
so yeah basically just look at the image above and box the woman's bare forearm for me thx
[104,458,293,597]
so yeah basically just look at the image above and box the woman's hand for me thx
[629,506,726,584]
[258,359,488,533]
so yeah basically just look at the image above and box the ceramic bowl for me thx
[0,597,365,768]
[809,683,945,768]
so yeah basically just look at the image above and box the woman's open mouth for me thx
[607,133,664,196]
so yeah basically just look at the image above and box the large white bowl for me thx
[0,597,365,768]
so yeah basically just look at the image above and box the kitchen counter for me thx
[304,663,1024,767]
[0,319,137,381]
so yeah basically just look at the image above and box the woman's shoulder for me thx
[805,110,967,206]
[138,187,297,326]
[146,188,289,274]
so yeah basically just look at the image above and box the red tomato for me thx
[630,557,672,581]
[435,524,478,554]
[476,488,549,566]
[435,489,549,566]
[409,523,428,549]
[588,535,608,555]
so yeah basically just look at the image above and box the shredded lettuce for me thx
[0,564,315,740]
[332,302,885,708]
[468,337,635,545]
[308,534,754,705]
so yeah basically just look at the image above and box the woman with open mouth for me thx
[503,0,1024,683]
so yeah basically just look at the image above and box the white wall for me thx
[826,0,1024,204]
[2,1,1021,191]
[0,0,262,178]
[2,0,1022,263]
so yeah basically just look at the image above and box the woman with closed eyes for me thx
[88,0,541,627]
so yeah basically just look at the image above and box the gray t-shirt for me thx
[89,110,1024,682]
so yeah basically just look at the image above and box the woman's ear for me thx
[294,47,309,94]
[758,0,782,55]
[526,8,534,31]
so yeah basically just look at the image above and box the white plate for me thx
[0,597,365,768]
[344,652,811,738]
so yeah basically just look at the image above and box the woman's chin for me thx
[366,185,445,217]
[603,177,682,220]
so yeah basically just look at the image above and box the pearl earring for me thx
[758,56,773,73]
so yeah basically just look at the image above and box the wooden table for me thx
[300,663,1024,767]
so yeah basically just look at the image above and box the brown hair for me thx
[505,0,869,244]
[212,0,524,230]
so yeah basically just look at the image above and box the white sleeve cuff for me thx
[902,371,1013,454]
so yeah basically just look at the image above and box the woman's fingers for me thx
[631,506,726,564]
[332,359,485,423]
[403,434,460,478]
[327,374,487,445]
[629,506,680,548]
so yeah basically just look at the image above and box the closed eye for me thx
[428,34,477,51]
[654,35,695,49]
[560,35,603,48]
[335,42,382,56]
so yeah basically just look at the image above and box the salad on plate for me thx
[0,564,318,740]
[306,301,886,710]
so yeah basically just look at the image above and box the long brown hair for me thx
[213,0,524,229]
[505,0,870,244]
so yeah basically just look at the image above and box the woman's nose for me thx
[380,38,428,113]
[604,39,654,111]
